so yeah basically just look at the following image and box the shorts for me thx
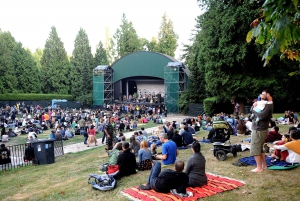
[250,130,268,156]
[106,136,113,147]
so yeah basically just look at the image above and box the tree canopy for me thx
[179,0,300,114]
[113,14,143,58]
[13,42,41,93]
[0,31,17,93]
[156,13,178,57]
[247,0,300,68]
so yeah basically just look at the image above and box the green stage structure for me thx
[93,51,189,113]
[93,66,114,106]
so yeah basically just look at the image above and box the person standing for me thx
[105,117,114,150]
[235,102,240,117]
[87,125,97,147]
[250,89,273,172]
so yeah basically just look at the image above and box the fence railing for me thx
[0,140,64,171]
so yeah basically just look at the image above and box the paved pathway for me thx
[63,115,188,154]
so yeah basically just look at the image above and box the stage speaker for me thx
[119,93,122,101]
[157,94,161,103]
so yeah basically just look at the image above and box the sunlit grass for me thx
[1,121,299,201]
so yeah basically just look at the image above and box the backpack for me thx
[88,174,117,191]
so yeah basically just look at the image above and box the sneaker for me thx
[170,189,193,197]
[139,184,151,190]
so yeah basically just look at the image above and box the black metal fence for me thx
[0,140,64,171]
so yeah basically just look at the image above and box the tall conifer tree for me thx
[0,31,17,93]
[70,28,94,104]
[40,27,70,94]
[13,42,41,93]
[94,41,108,67]
[156,13,178,57]
[114,14,142,58]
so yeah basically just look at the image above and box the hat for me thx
[244,118,249,121]
[1,144,5,148]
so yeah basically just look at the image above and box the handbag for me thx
[107,164,119,175]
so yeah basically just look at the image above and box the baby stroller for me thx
[212,121,242,161]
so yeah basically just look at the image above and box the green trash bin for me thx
[32,139,55,164]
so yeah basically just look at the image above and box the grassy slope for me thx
[1,115,300,201]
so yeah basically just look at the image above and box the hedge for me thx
[0,94,74,101]
[203,97,218,117]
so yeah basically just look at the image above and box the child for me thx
[270,134,290,162]
[250,94,268,125]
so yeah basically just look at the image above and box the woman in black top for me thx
[116,142,137,178]
[172,130,182,147]
[184,142,207,187]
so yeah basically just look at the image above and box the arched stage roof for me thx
[111,51,178,82]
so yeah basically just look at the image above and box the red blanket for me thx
[121,173,245,201]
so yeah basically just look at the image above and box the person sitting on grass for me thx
[265,126,282,143]
[154,133,178,165]
[129,136,140,156]
[137,140,153,171]
[139,160,192,198]
[115,142,137,179]
[274,130,300,164]
[108,143,123,165]
[0,144,11,165]
[184,142,207,187]
[270,134,290,162]
[172,130,183,147]
[181,126,194,146]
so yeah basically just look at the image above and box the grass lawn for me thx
[1,118,299,201]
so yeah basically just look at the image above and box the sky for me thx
[0,0,203,60]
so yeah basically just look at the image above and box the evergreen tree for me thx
[13,42,41,93]
[70,28,94,105]
[40,27,70,94]
[156,13,178,57]
[32,48,43,71]
[0,31,17,93]
[94,41,108,67]
[113,14,142,58]
[147,37,158,52]
[181,0,300,115]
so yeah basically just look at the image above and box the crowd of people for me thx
[2,89,300,195]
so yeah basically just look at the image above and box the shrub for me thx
[0,93,73,101]
[203,97,217,116]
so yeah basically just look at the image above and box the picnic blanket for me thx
[238,156,289,167]
[121,173,245,201]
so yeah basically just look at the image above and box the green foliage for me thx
[32,48,43,71]
[247,0,300,66]
[0,93,73,101]
[76,92,93,106]
[94,41,108,66]
[203,97,217,116]
[113,14,143,58]
[40,27,70,94]
[147,37,158,52]
[178,92,189,114]
[13,42,41,93]
[0,31,18,93]
[156,13,178,57]
[70,28,94,99]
